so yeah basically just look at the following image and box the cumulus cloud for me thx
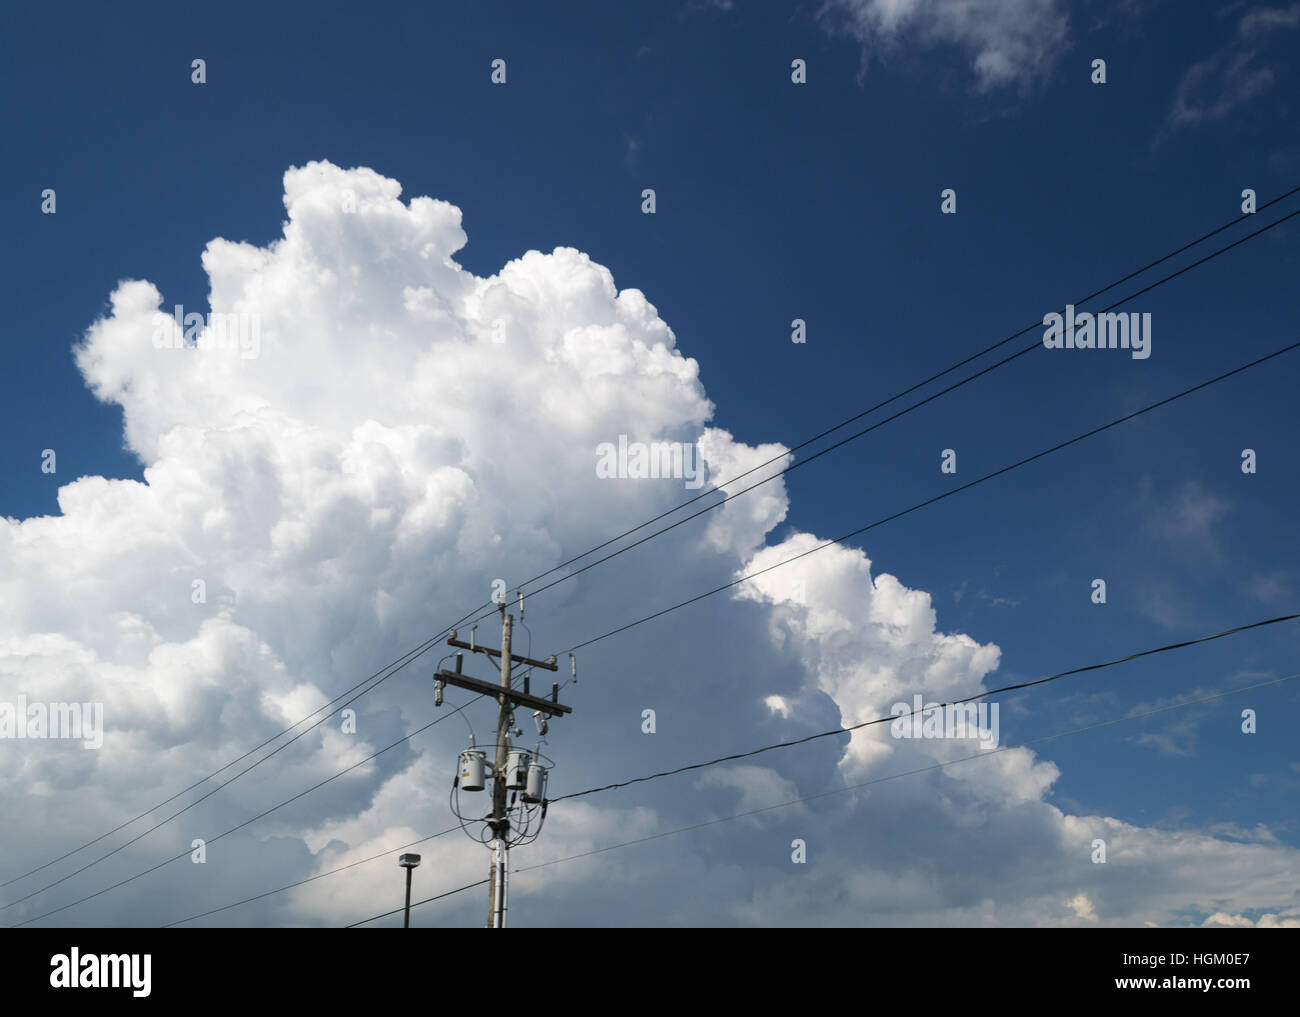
[1203,909,1300,928]
[3,159,726,926]
[724,527,1299,926]
[3,160,1298,928]
[1067,892,1097,922]
[734,536,1010,775]
[696,764,805,816]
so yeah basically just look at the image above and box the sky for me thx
[1,0,1298,928]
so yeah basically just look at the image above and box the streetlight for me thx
[398,853,421,928]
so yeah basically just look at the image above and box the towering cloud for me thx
[2,162,1295,927]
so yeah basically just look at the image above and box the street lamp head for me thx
[398,853,422,868]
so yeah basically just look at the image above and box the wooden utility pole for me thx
[488,609,512,929]
[434,607,571,928]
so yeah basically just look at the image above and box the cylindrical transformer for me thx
[459,749,486,791]
[522,761,547,803]
[505,749,531,790]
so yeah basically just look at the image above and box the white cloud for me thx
[4,160,1299,928]
[1203,910,1300,928]
[1169,50,1277,128]
[764,694,792,719]
[1240,3,1300,38]
[696,764,804,816]
[1165,5,1300,130]
[735,535,1011,778]
[1067,892,1097,922]
[3,159,721,925]
[823,0,1070,92]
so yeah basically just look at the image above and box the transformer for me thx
[459,749,486,791]
[522,761,547,803]
[505,749,531,790]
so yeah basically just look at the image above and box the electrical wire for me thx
[20,326,1296,923]
[170,669,1300,927]
[0,627,454,891]
[160,825,461,927]
[550,612,1300,802]
[0,641,457,912]
[6,699,476,927]
[519,672,1300,875]
[560,338,1300,656]
[20,331,1296,919]
[519,205,1300,622]
[448,738,554,848]
[13,185,1293,897]
[510,188,1300,602]
[14,186,1298,921]
[0,601,506,896]
[345,879,492,928]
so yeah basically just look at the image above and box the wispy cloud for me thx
[821,0,1070,94]
[1165,4,1300,131]
[1136,477,1231,562]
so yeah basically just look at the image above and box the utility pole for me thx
[488,609,512,929]
[435,605,572,929]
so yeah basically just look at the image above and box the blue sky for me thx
[2,0,1298,927]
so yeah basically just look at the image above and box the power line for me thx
[521,204,1300,612]
[166,667,1300,927]
[15,186,1292,898]
[510,188,1300,599]
[437,611,573,927]
[345,879,491,928]
[15,189,1296,922]
[189,197,1300,921]
[272,191,1300,724]
[6,700,477,926]
[25,305,1296,920]
[561,338,1300,655]
[551,613,1300,802]
[160,826,461,927]
[516,672,1300,878]
[160,649,560,928]
[0,611,496,894]
[0,645,469,913]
